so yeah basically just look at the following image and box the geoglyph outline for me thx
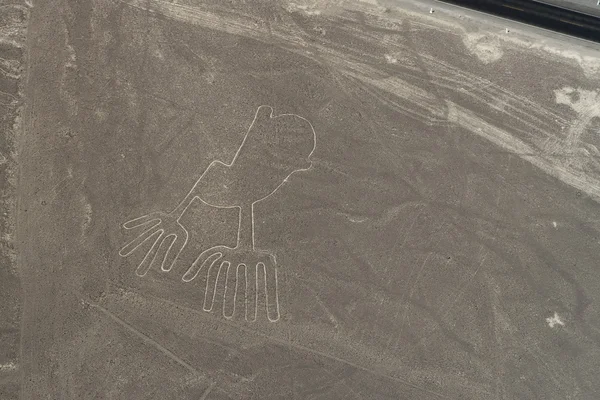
[119,105,317,323]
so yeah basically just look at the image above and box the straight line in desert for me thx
[115,290,494,398]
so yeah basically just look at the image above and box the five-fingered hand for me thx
[119,211,189,276]
[182,245,280,322]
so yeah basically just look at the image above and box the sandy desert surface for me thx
[2,0,600,398]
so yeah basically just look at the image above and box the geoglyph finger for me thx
[245,263,258,322]
[119,225,161,257]
[149,234,176,272]
[263,262,280,322]
[235,263,248,320]
[212,261,229,316]
[223,262,238,319]
[134,230,164,277]
[183,251,222,282]
[160,234,183,272]
[123,214,161,230]
[203,260,225,312]
[255,262,268,321]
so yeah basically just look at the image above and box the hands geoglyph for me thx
[119,106,316,322]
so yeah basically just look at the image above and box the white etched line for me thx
[119,222,162,256]
[183,251,222,283]
[203,259,224,312]
[268,266,280,322]
[123,215,161,230]
[159,234,178,272]
[222,262,234,319]
[135,229,164,276]
[120,105,317,323]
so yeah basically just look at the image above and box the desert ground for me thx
[2,0,600,399]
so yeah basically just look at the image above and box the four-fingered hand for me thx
[182,245,280,322]
[119,211,189,277]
